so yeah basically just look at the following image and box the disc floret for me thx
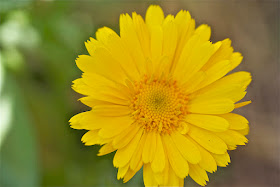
[131,76,188,134]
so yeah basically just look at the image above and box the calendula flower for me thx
[70,5,251,186]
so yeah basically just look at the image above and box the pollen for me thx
[131,76,188,134]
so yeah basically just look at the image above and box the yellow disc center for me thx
[131,77,188,134]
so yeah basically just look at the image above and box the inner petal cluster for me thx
[131,76,189,134]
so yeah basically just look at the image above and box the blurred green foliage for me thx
[0,1,143,186]
[0,62,39,187]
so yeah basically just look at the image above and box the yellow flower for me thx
[70,5,251,186]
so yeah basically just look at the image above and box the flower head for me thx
[70,5,251,186]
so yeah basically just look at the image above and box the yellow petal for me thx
[237,126,250,136]
[92,105,131,117]
[98,117,134,139]
[117,163,130,180]
[113,124,140,149]
[174,40,219,83]
[132,12,151,58]
[185,114,229,132]
[143,163,158,186]
[190,87,245,105]
[134,157,143,173]
[162,18,177,64]
[172,34,199,76]
[171,131,201,164]
[95,27,140,81]
[123,169,138,183]
[202,38,233,70]
[96,26,115,43]
[194,24,211,43]
[142,131,157,163]
[130,133,146,171]
[145,5,164,28]
[75,51,127,84]
[187,98,234,114]
[82,73,131,100]
[174,10,193,39]
[119,13,146,74]
[161,157,170,185]
[179,179,184,186]
[195,60,232,91]
[183,71,206,94]
[162,134,189,178]
[98,121,131,139]
[85,37,98,56]
[154,170,164,185]
[167,166,182,186]
[69,111,92,130]
[190,71,252,102]
[171,10,195,73]
[81,130,103,146]
[215,130,248,148]
[220,71,252,89]
[151,134,166,173]
[211,152,231,167]
[228,145,237,150]
[70,111,133,130]
[113,128,143,168]
[98,143,116,156]
[218,113,249,130]
[130,159,143,182]
[189,164,209,186]
[188,126,227,154]
[73,77,130,107]
[152,151,170,186]
[188,137,217,173]
[79,97,130,108]
[150,26,163,62]
[178,121,190,135]
[229,52,243,71]
[153,56,170,78]
[72,78,96,96]
[235,100,252,109]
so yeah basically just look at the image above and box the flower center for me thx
[131,76,188,134]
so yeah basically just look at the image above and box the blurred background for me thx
[0,0,279,186]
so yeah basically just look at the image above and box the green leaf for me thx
[0,0,33,13]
